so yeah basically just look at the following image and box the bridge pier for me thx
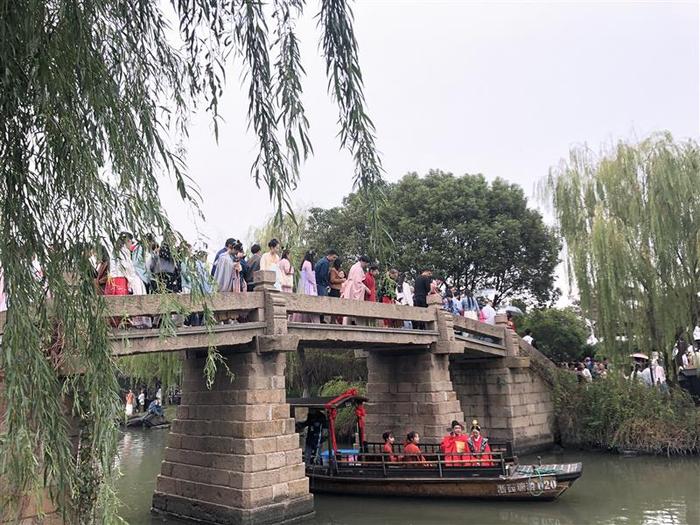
[365,351,465,443]
[152,348,313,525]
[153,272,312,525]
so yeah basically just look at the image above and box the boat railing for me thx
[364,441,515,462]
[329,450,507,478]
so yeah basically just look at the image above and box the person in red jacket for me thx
[403,431,428,465]
[440,420,469,466]
[466,419,494,466]
[382,431,397,462]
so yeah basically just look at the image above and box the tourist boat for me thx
[289,390,582,501]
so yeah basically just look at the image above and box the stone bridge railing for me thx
[0,271,518,359]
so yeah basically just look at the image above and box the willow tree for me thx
[0,1,383,522]
[544,133,700,366]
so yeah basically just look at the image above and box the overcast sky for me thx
[159,0,699,280]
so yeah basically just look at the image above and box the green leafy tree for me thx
[306,171,560,305]
[519,308,592,363]
[0,1,382,521]
[543,133,700,365]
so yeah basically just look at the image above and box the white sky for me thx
[159,0,699,294]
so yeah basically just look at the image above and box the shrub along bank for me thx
[553,371,699,455]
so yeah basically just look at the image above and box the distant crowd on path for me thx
[559,357,610,384]
[672,325,700,373]
[561,353,670,390]
[559,333,700,392]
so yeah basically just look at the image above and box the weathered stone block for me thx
[288,478,309,498]
[271,482,289,502]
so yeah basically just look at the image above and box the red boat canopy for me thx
[288,389,368,457]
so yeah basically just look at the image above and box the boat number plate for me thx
[496,477,557,495]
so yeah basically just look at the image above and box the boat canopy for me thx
[289,388,368,456]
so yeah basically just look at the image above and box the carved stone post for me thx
[495,313,519,357]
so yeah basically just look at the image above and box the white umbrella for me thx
[629,352,649,360]
[502,305,524,316]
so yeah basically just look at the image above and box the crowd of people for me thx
[124,385,163,418]
[673,328,700,372]
[559,324,700,391]
[303,417,495,468]
[560,356,610,383]
[89,232,511,330]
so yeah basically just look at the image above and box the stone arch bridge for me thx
[0,271,556,525]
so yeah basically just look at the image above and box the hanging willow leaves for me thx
[318,0,388,257]
[543,133,700,368]
[0,0,384,522]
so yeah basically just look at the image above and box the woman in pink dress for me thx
[292,251,319,323]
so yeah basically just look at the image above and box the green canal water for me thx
[116,428,700,525]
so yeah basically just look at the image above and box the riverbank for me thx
[553,372,700,456]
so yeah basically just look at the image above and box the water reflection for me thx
[115,430,700,525]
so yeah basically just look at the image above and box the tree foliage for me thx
[544,133,700,362]
[0,0,382,521]
[519,308,591,363]
[306,171,560,306]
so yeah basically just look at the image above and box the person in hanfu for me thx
[278,249,294,293]
[291,251,319,323]
[363,264,379,303]
[382,431,398,462]
[395,273,414,329]
[440,420,469,466]
[211,237,236,277]
[213,242,246,294]
[341,256,371,325]
[260,238,281,289]
[460,290,480,320]
[403,431,429,465]
[377,268,400,327]
[467,419,494,466]
[131,235,152,294]
[107,232,150,327]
